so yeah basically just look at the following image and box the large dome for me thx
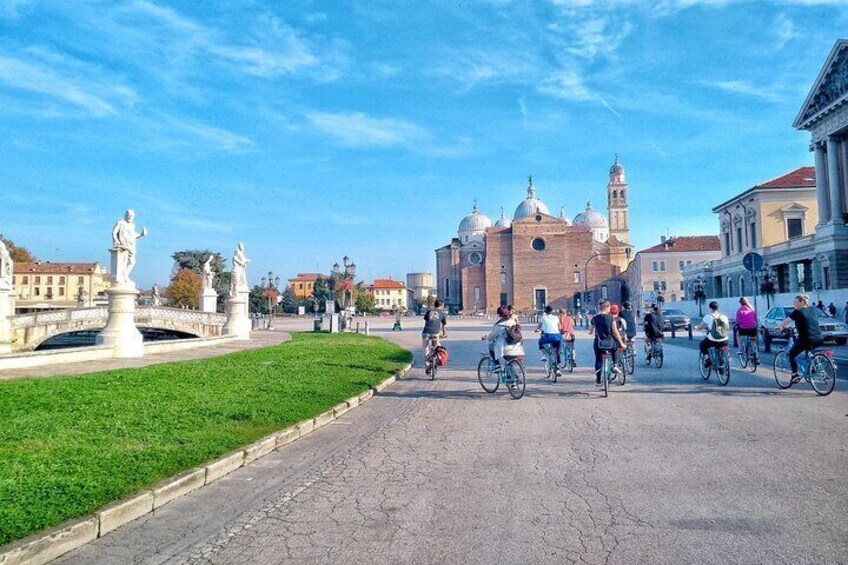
[513,178,550,220]
[573,201,608,227]
[458,203,492,241]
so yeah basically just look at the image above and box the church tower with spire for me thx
[607,154,630,244]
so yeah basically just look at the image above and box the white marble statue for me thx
[151,283,162,306]
[202,255,215,290]
[230,243,250,295]
[0,238,12,292]
[111,209,147,284]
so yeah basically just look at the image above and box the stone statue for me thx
[151,283,161,306]
[202,256,215,290]
[76,286,88,307]
[230,243,250,295]
[111,209,147,284]
[0,238,12,292]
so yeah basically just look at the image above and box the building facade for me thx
[627,236,721,313]
[435,160,634,313]
[367,279,408,311]
[406,272,435,307]
[287,273,324,299]
[12,262,109,310]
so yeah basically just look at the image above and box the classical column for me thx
[814,143,830,225]
[788,262,799,293]
[826,136,843,223]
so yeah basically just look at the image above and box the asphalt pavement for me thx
[56,317,848,565]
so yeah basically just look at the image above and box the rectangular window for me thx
[678,261,685,271]
[47,276,53,284]
[787,218,803,239]
[736,227,743,251]
[78,276,84,285]
[46,287,53,298]
[652,261,657,272]
[22,276,28,284]
[750,222,757,248]
[474,287,481,301]
[59,287,65,296]
[679,281,685,291]
[59,276,65,285]
[724,233,731,256]
[824,266,831,290]
[34,276,41,284]
[660,261,666,272]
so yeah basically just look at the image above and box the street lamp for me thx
[584,247,632,307]
[259,271,280,330]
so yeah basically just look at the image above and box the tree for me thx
[166,268,201,308]
[249,284,269,314]
[312,276,332,311]
[355,291,377,314]
[171,250,230,311]
[281,286,298,314]
[0,235,37,262]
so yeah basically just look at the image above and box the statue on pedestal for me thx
[151,283,162,306]
[202,256,216,290]
[230,243,250,295]
[111,209,147,285]
[0,239,12,292]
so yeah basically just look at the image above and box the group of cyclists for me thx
[421,292,830,390]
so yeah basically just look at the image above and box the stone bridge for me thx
[9,306,228,351]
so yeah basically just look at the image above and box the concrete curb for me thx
[0,361,412,565]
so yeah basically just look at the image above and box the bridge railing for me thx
[11,306,227,330]
[136,306,227,326]
[10,307,108,329]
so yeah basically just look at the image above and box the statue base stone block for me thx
[223,291,251,340]
[96,284,144,358]
[0,289,12,355]
[200,289,218,313]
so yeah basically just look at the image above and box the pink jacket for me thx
[736,306,757,330]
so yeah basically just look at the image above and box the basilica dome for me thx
[573,202,608,227]
[458,203,492,243]
[513,178,550,220]
[610,156,624,175]
[494,208,512,228]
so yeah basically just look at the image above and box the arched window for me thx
[613,190,618,199]
[739,275,747,297]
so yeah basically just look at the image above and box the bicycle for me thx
[773,330,837,396]
[560,338,576,373]
[623,338,636,376]
[424,335,443,380]
[477,354,526,399]
[645,338,664,368]
[599,351,612,397]
[699,343,731,386]
[737,332,759,373]
[541,342,561,383]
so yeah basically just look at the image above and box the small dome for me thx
[513,177,550,220]
[610,154,624,175]
[494,207,512,228]
[573,201,608,227]
[458,202,492,238]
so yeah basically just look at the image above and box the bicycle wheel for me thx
[809,354,836,396]
[655,349,664,369]
[748,344,759,373]
[644,347,652,367]
[625,349,635,375]
[617,360,627,386]
[550,350,559,384]
[737,345,748,369]
[716,349,730,386]
[541,356,551,380]
[699,352,711,380]
[477,357,500,393]
[506,360,526,400]
[566,346,575,373]
[602,357,610,398]
[773,351,793,389]
[431,361,437,380]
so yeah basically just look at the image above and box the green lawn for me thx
[0,332,411,546]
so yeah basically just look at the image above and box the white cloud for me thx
[162,117,255,153]
[537,69,594,101]
[699,79,783,102]
[306,111,429,148]
[774,13,796,49]
[430,49,539,92]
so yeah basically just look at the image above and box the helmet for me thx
[610,305,620,315]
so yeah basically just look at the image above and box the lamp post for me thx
[259,271,281,330]
[693,275,706,317]
[584,247,632,308]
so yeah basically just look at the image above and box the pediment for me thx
[794,40,848,130]
[779,202,809,214]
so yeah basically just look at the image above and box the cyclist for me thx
[735,297,758,349]
[643,305,664,361]
[559,309,576,364]
[620,301,638,344]
[696,301,730,366]
[422,300,447,375]
[535,305,563,377]
[776,294,823,383]
[589,299,626,386]
[482,305,524,372]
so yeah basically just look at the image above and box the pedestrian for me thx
[817,300,826,313]
[828,302,837,317]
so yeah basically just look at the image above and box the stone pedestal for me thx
[96,284,144,357]
[325,313,340,334]
[110,248,132,285]
[200,289,218,313]
[0,289,12,354]
[223,290,251,340]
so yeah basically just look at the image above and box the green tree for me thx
[312,276,332,311]
[281,286,298,314]
[249,285,269,314]
[355,291,377,314]
[0,235,37,263]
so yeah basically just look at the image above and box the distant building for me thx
[627,236,721,313]
[287,273,324,299]
[682,167,818,298]
[13,262,109,311]
[366,278,408,311]
[406,272,435,307]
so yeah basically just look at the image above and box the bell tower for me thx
[607,154,629,244]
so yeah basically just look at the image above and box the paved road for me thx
[58,318,848,565]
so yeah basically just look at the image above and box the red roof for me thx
[757,166,816,189]
[639,236,721,254]
[14,262,102,274]
[370,278,406,289]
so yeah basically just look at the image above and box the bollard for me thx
[670,325,676,339]
[364,321,370,336]
[356,322,360,334]
[687,324,693,341]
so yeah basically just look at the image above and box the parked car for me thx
[760,306,848,346]
[661,308,691,331]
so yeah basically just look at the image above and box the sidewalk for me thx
[0,330,290,381]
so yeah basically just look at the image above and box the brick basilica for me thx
[435,158,635,313]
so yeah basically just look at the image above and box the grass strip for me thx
[0,332,411,545]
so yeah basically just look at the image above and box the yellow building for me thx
[367,279,408,311]
[13,262,110,310]
[287,273,324,299]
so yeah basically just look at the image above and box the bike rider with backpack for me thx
[482,304,524,372]
[422,300,447,375]
[620,301,638,344]
[643,305,664,362]
[697,301,729,365]
[589,300,626,386]
[536,305,563,377]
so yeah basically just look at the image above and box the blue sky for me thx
[0,0,845,288]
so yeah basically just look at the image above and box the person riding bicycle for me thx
[776,294,824,383]
[589,299,626,386]
[735,297,758,346]
[483,305,524,372]
[422,300,447,375]
[558,309,576,363]
[643,305,664,360]
[696,301,729,366]
[535,305,563,377]
[620,301,638,344]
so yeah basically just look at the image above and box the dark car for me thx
[661,308,691,331]
[760,306,848,346]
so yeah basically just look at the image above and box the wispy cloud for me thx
[699,79,783,103]
[163,117,254,153]
[430,49,538,92]
[306,111,429,148]
[537,69,594,101]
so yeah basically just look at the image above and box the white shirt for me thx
[540,314,560,334]
[702,312,729,342]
